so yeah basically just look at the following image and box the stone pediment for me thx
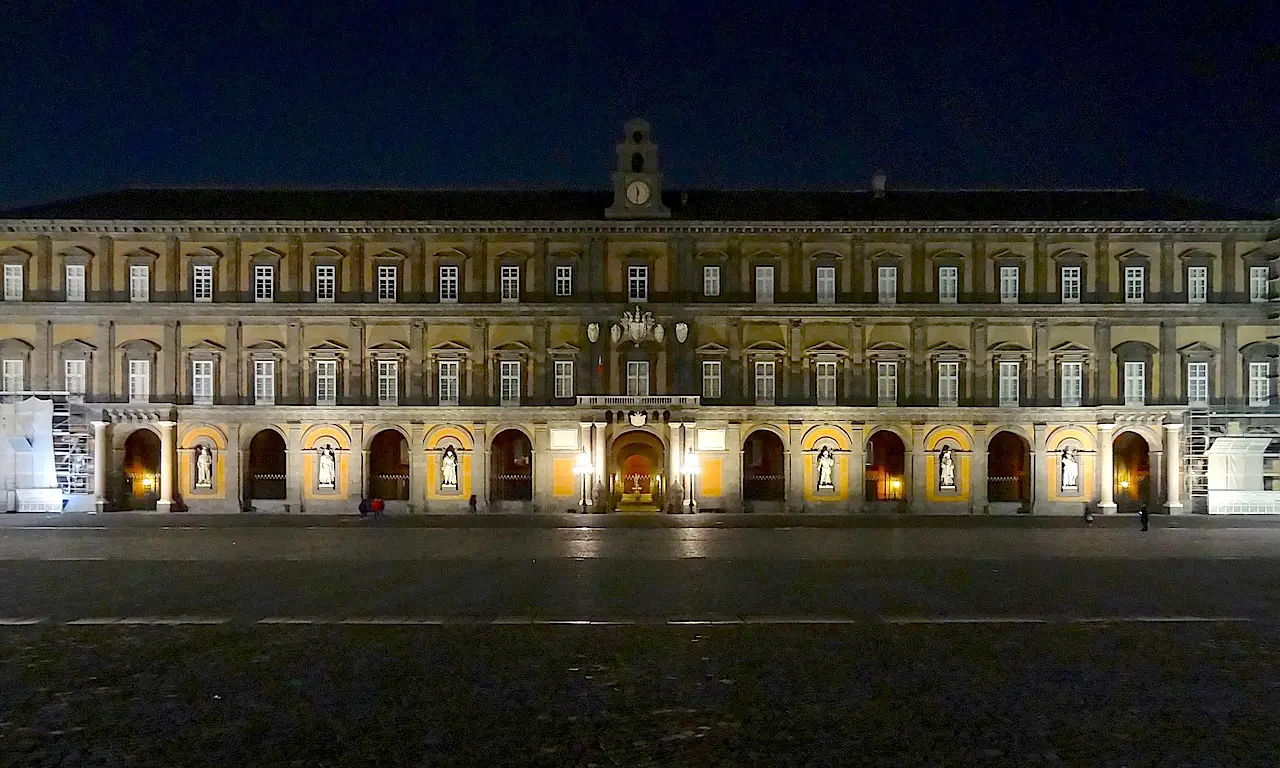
[694,342,730,356]
[308,340,349,354]
[491,341,532,358]
[867,248,903,261]
[55,338,97,353]
[1050,247,1089,261]
[805,341,848,357]
[927,341,969,358]
[371,248,410,261]
[745,249,783,261]
[743,340,787,354]
[1177,341,1218,356]
[367,340,410,352]
[245,340,286,352]
[547,342,581,356]
[429,340,471,353]
[186,339,225,352]
[988,340,1031,353]
[988,247,1028,260]
[1112,247,1151,261]
[866,341,907,352]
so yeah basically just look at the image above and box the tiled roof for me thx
[0,186,1268,222]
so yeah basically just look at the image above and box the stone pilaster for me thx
[910,424,928,511]
[1032,423,1048,512]
[971,320,988,405]
[787,421,804,512]
[224,320,241,404]
[971,423,988,513]
[1159,321,1177,404]
[1094,321,1112,405]
[847,422,865,513]
[1221,322,1239,406]
[157,420,176,513]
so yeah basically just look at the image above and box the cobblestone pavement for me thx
[1,623,1278,766]
[0,524,1278,765]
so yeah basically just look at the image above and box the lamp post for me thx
[683,449,700,513]
[573,451,593,514]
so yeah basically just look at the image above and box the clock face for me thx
[626,180,651,205]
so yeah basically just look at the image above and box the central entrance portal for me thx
[611,430,666,513]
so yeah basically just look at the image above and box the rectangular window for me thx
[754,360,776,403]
[815,360,838,405]
[553,359,574,399]
[128,359,150,402]
[439,265,459,303]
[755,265,774,303]
[129,264,149,302]
[499,360,521,405]
[500,265,520,302]
[65,264,87,302]
[376,359,398,405]
[254,265,274,303]
[999,265,1020,303]
[1060,361,1083,407]
[627,265,648,302]
[1124,265,1145,303]
[1123,361,1146,406]
[938,266,958,304]
[877,266,897,304]
[816,266,836,304]
[555,265,573,297]
[1060,266,1081,303]
[1249,361,1270,407]
[1250,265,1269,303]
[876,361,898,405]
[192,264,213,302]
[937,361,959,406]
[64,359,87,396]
[253,359,275,405]
[1187,361,1209,407]
[437,359,460,406]
[3,264,22,301]
[702,360,722,399]
[703,265,721,297]
[1187,265,1208,304]
[315,265,336,303]
[625,360,651,397]
[1,359,22,391]
[998,361,1020,406]
[377,265,397,302]
[315,359,337,406]
[191,359,213,405]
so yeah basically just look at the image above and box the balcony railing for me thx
[575,395,701,407]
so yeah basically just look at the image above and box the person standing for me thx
[1138,504,1149,532]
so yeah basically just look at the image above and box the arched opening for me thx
[987,431,1031,504]
[611,430,666,512]
[631,152,645,172]
[368,430,409,501]
[1114,432,1152,513]
[865,431,906,501]
[121,430,161,510]
[247,430,287,500]
[490,429,532,502]
[743,430,786,503]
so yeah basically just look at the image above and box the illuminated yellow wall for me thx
[552,457,576,497]
[700,458,722,498]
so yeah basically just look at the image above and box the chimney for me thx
[872,171,887,198]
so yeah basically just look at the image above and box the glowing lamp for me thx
[684,451,701,475]
[1120,480,1131,490]
[142,475,155,491]
[889,478,902,491]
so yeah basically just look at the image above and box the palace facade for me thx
[0,119,1275,515]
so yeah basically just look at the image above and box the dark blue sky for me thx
[1,0,1276,212]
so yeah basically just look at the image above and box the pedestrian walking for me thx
[1138,504,1149,531]
[468,494,478,514]
[358,498,370,518]
[1084,506,1095,525]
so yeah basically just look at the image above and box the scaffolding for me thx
[0,392,91,509]
[1183,408,1280,514]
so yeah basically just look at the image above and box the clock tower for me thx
[605,118,671,219]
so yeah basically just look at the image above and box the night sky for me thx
[1,0,1276,213]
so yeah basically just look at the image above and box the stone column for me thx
[847,423,865,513]
[91,420,109,514]
[911,424,927,512]
[1032,423,1049,512]
[1164,422,1184,514]
[971,424,988,514]
[592,421,606,510]
[787,422,804,512]
[157,420,176,513]
[1098,422,1117,512]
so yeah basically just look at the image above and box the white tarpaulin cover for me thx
[1206,437,1270,491]
[0,398,59,510]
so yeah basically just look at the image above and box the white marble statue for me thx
[1060,447,1079,490]
[318,445,337,489]
[939,447,956,489]
[441,446,459,490]
[816,446,835,490]
[195,445,213,489]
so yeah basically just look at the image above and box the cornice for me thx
[1,219,1273,238]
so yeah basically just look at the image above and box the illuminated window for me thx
[439,265,459,303]
[554,360,574,399]
[128,359,150,403]
[1,359,23,391]
[315,359,337,406]
[555,265,573,297]
[1123,361,1145,406]
[755,265,774,303]
[626,360,650,397]
[999,266,1019,303]
[377,265,397,302]
[1250,266,1269,303]
[815,360,837,404]
[1187,362,1208,407]
[376,359,398,405]
[65,264,86,302]
[64,359,87,396]
[1187,266,1207,303]
[3,264,22,301]
[938,266,958,304]
[254,359,275,405]
[129,265,150,302]
[816,266,836,304]
[500,265,520,302]
[876,361,898,405]
[702,360,721,399]
[315,265,336,303]
[703,265,721,297]
[1124,266,1145,303]
[254,265,274,303]
[877,266,897,304]
[998,361,1020,406]
[499,360,521,405]
[937,361,959,406]
[1060,361,1082,407]
[437,359,460,406]
[627,265,648,302]
[1060,266,1080,303]
[1249,361,1270,407]
[192,264,213,302]
[191,360,213,405]
[754,360,776,404]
